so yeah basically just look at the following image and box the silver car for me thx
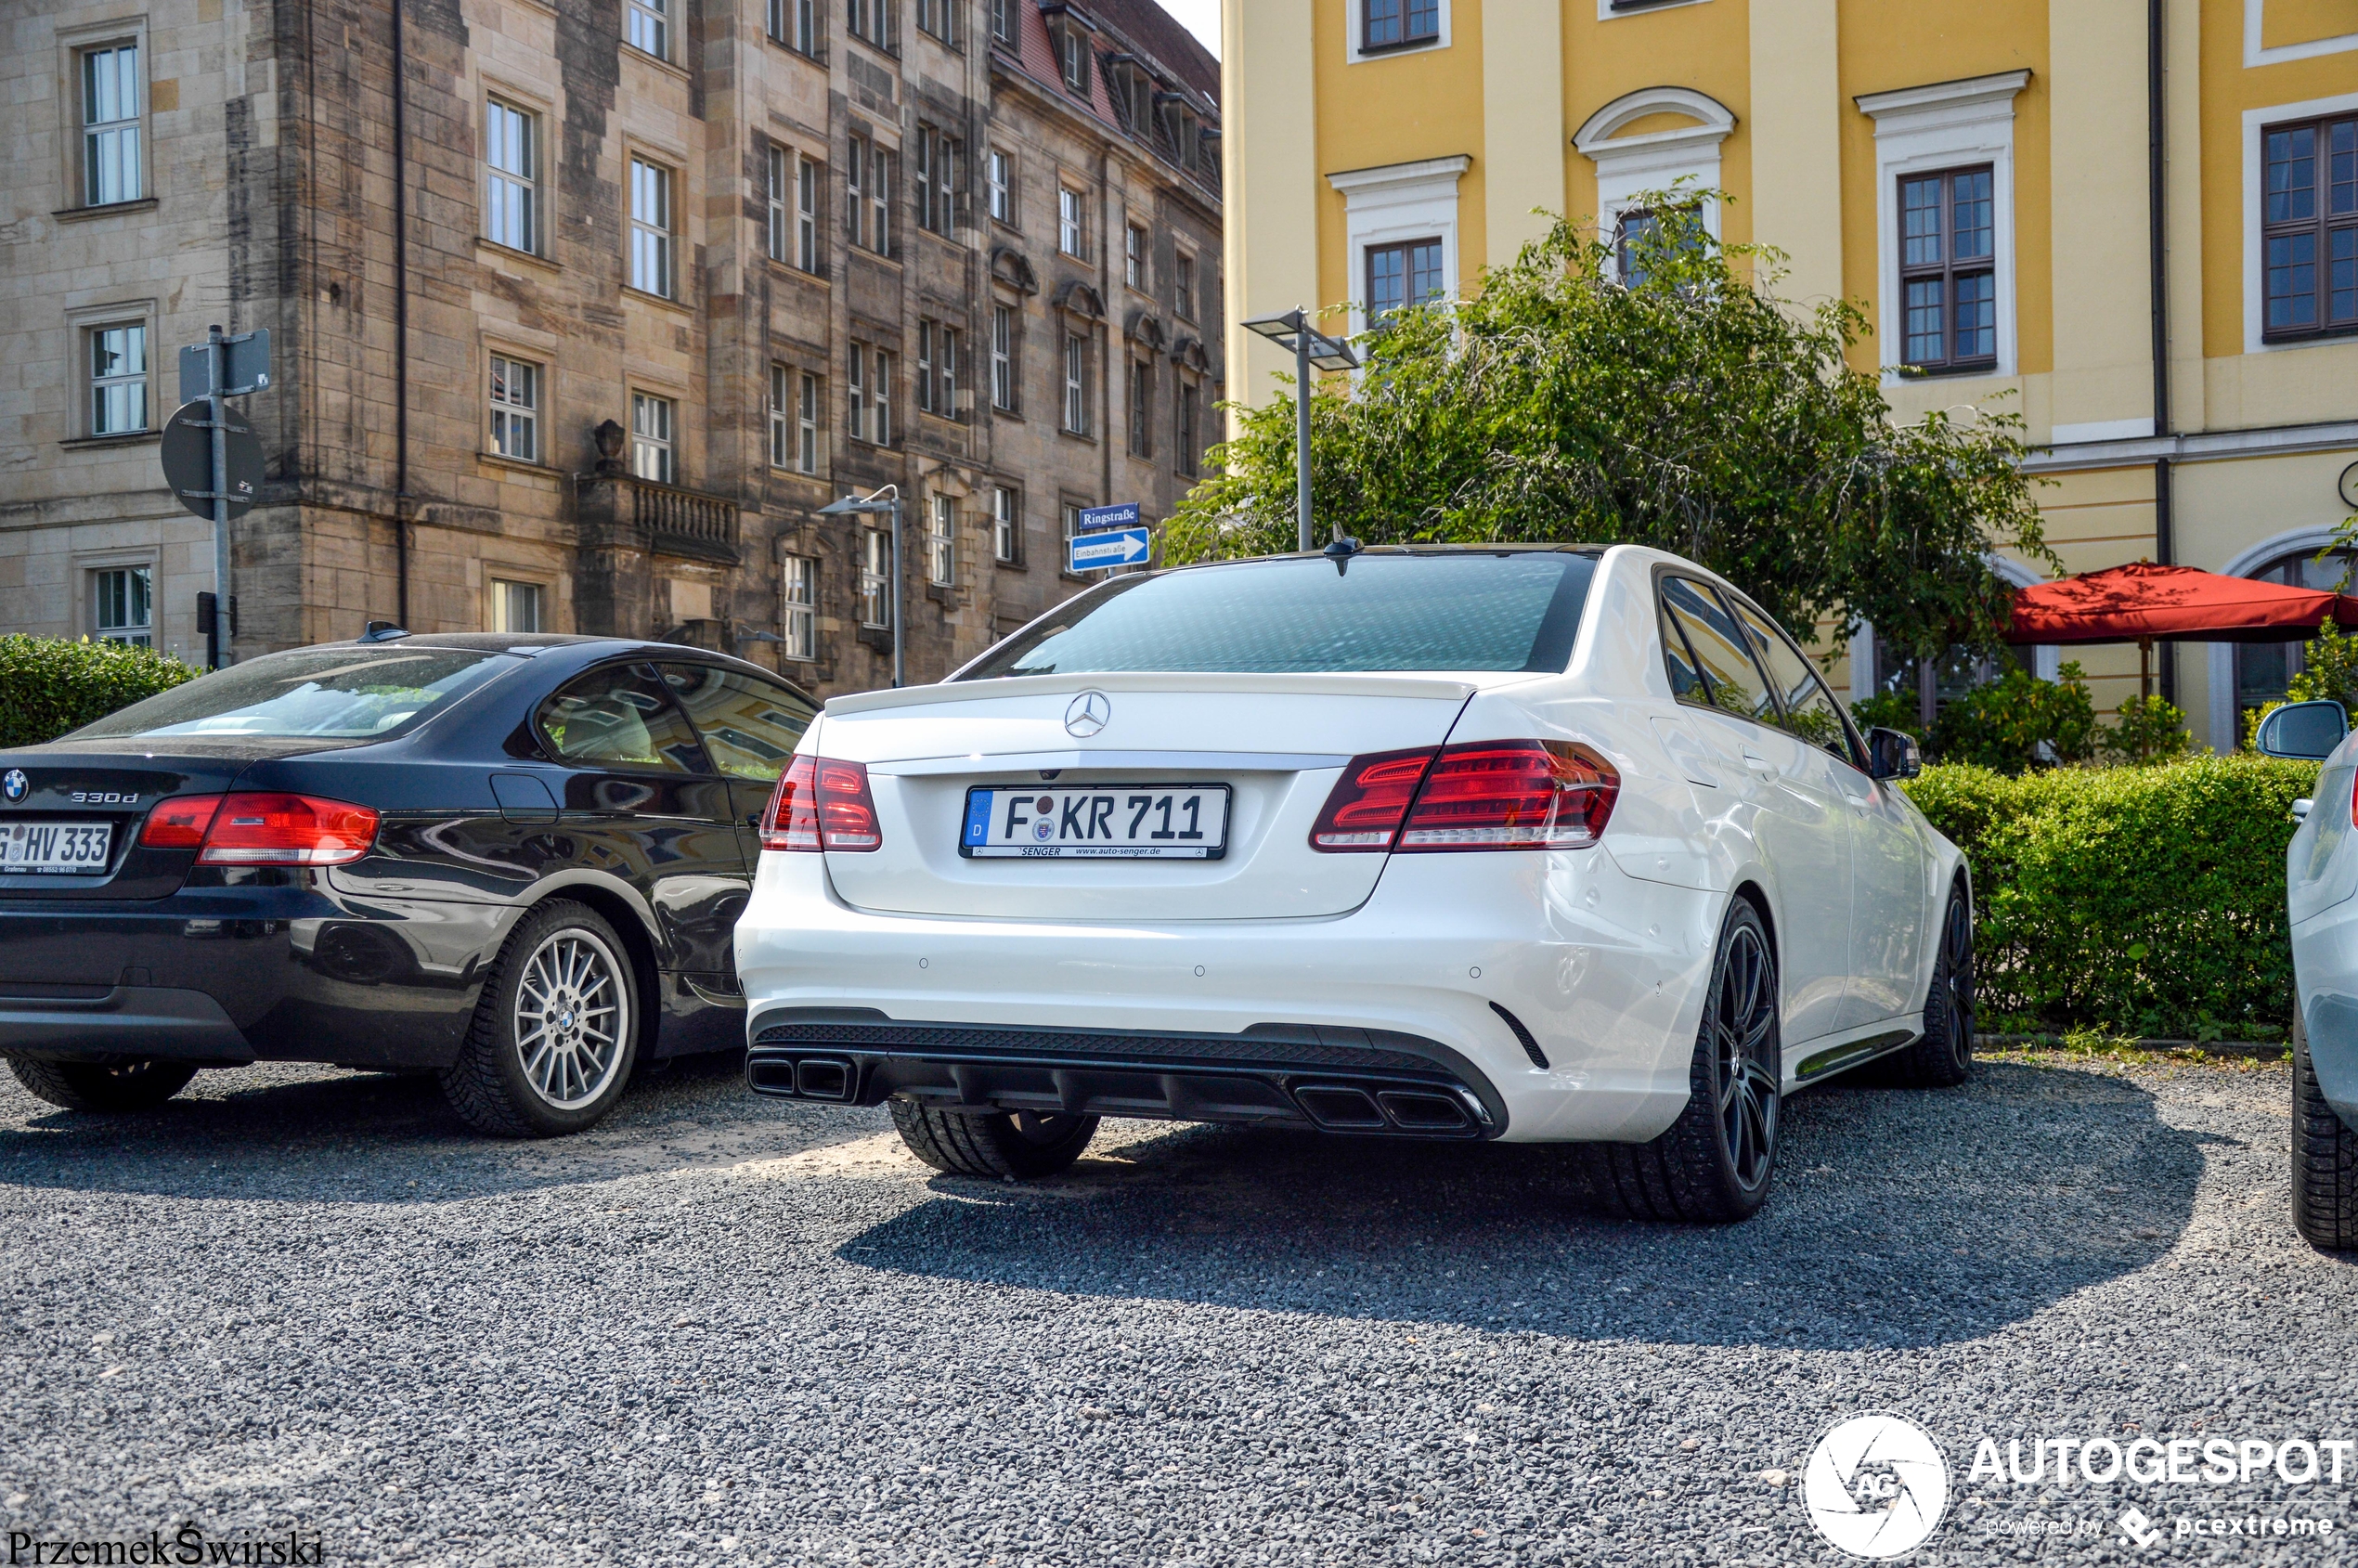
[2259,699,2358,1249]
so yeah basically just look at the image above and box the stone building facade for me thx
[0,0,1224,693]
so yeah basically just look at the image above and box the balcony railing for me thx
[628,475,741,562]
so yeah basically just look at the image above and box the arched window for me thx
[2235,548,2357,718]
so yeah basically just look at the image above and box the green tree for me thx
[1929,660,2099,772]
[1172,200,2056,664]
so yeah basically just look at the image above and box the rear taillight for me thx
[1396,742,1619,850]
[1309,748,1438,850]
[147,792,382,865]
[139,795,224,849]
[1310,741,1619,853]
[759,756,881,852]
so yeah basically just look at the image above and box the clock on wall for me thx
[2342,461,2358,511]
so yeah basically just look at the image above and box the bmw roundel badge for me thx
[1,770,25,804]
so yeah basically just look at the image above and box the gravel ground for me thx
[3,1048,2354,1565]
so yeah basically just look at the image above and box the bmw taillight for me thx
[156,792,382,865]
[139,795,224,849]
[1309,741,1619,853]
[759,756,881,852]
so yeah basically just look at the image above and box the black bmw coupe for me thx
[0,631,814,1135]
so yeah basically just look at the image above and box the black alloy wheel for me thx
[1888,879,1976,1087]
[1573,898,1782,1223]
[5,1056,199,1113]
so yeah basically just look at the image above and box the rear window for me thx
[957,551,1599,679]
[71,646,517,741]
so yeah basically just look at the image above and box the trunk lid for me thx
[817,672,1479,920]
[0,737,336,901]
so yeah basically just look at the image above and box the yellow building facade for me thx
[1221,0,2358,747]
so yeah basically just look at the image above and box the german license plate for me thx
[961,784,1230,860]
[0,821,112,875]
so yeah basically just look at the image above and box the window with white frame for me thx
[917,319,938,413]
[1855,71,2027,382]
[2261,112,2358,341]
[489,578,544,633]
[848,134,892,254]
[849,344,892,445]
[630,391,676,484]
[627,0,669,58]
[1173,250,1197,320]
[1127,356,1152,457]
[926,493,955,586]
[629,157,675,297]
[87,322,149,436]
[991,305,1017,411]
[848,0,898,51]
[873,346,892,445]
[991,0,1014,45]
[916,124,960,236]
[769,0,818,51]
[859,528,890,627]
[1125,223,1148,291]
[1570,89,1730,286]
[769,363,793,467]
[781,555,817,660]
[488,353,539,462]
[486,99,539,253]
[1058,188,1087,257]
[991,485,1019,563]
[797,154,821,270]
[939,326,962,417]
[1056,20,1088,94]
[1367,238,1444,322]
[91,565,151,647]
[1362,0,1439,52]
[987,149,1013,224]
[767,144,790,262]
[1062,332,1090,434]
[916,0,956,46]
[797,369,822,472]
[1326,154,1470,335]
[1060,500,1086,567]
[80,44,141,206]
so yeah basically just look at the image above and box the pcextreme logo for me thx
[1803,1414,1950,1559]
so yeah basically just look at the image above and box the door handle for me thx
[1741,747,1776,775]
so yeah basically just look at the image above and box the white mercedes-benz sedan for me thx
[735,543,1975,1221]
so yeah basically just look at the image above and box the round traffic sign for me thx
[160,398,262,522]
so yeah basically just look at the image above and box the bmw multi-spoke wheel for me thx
[1574,898,1782,1223]
[442,900,640,1137]
[1887,879,1976,1087]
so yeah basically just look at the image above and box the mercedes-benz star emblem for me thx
[0,770,24,804]
[1064,690,1112,738]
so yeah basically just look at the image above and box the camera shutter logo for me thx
[1,770,25,804]
[1802,1414,1950,1559]
[1064,690,1112,738]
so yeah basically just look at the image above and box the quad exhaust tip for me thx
[1292,1082,1475,1134]
[747,1053,856,1101]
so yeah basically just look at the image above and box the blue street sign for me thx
[1069,502,1150,572]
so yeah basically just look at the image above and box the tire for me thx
[2291,1004,2358,1250]
[440,900,640,1138]
[6,1056,197,1112]
[1885,878,1976,1087]
[889,1097,1099,1179]
[1572,898,1781,1224]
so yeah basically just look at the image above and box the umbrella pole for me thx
[2140,638,2152,702]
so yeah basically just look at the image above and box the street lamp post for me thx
[1242,308,1359,551]
[818,485,905,688]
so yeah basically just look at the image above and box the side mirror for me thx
[2257,700,2350,761]
[1867,726,1923,781]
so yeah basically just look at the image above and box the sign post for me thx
[1067,501,1150,575]
[164,326,269,668]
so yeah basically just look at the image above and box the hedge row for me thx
[0,635,200,748]
[1902,757,2318,1040]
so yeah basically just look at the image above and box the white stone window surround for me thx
[1326,154,1471,338]
[1573,87,1735,283]
[1855,70,2029,387]
[1595,0,1710,20]
[2246,0,2358,69]
[2241,89,2358,356]
[2204,524,2351,752]
[1345,0,1451,66]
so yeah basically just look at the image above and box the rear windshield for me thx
[71,646,517,741]
[958,551,1599,679]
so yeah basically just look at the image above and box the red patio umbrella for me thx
[2004,561,2358,698]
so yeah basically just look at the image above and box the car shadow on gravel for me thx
[0,1049,881,1204]
[842,1060,2204,1350]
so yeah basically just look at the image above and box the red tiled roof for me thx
[1089,0,1219,102]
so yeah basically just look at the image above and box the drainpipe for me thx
[2148,0,2175,706]
[391,0,412,628]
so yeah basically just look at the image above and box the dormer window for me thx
[1054,20,1089,95]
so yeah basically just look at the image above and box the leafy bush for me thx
[2100,693,2198,765]
[1903,756,2314,1039]
[0,636,198,747]
[1849,691,1923,745]
[2288,619,2358,707]
[1928,660,2098,772]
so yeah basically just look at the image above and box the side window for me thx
[1661,577,1774,725]
[1660,599,1708,704]
[1731,599,1861,768]
[539,663,708,773]
[659,665,816,781]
